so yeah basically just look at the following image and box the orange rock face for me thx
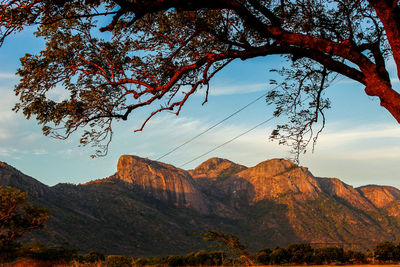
[117,155,209,214]
[358,185,400,216]
[235,159,321,202]
[189,157,247,179]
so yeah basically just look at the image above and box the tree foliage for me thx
[200,230,254,265]
[1,0,400,159]
[0,186,49,250]
[374,241,400,261]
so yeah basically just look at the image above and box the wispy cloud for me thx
[33,149,48,155]
[196,83,269,96]
[46,86,70,102]
[139,116,400,172]
[319,123,400,146]
[0,72,16,80]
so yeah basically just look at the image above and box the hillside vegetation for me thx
[1,156,400,256]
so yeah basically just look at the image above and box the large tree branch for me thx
[113,0,236,20]
[115,44,364,124]
[369,0,400,80]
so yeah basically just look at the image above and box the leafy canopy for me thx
[0,186,49,250]
[1,0,400,160]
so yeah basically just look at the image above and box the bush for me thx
[82,251,105,262]
[374,241,400,261]
[345,250,367,264]
[313,246,345,264]
[28,246,78,262]
[135,257,150,266]
[286,243,313,264]
[256,248,272,265]
[208,250,225,266]
[166,255,185,266]
[0,242,20,262]
[183,250,211,266]
[270,247,288,264]
[105,255,132,267]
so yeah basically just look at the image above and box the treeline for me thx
[136,244,366,266]
[5,241,400,266]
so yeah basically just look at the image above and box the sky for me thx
[0,28,399,188]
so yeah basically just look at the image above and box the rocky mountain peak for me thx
[189,157,247,179]
[3,156,400,255]
[0,161,21,173]
[358,185,400,208]
[0,161,49,197]
[244,158,298,177]
[317,178,375,211]
[235,159,322,201]
[116,155,209,213]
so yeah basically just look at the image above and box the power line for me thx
[155,75,343,163]
[154,86,276,161]
[179,116,275,168]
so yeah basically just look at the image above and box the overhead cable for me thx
[155,86,277,161]
[179,116,274,168]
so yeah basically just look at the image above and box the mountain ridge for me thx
[1,156,400,256]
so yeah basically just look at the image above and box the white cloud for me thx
[0,147,21,157]
[123,114,283,168]
[196,83,269,96]
[143,116,400,177]
[0,72,16,80]
[0,148,10,157]
[318,124,400,146]
[33,149,48,155]
[20,132,44,145]
[0,129,12,140]
[46,85,70,102]
[340,146,400,160]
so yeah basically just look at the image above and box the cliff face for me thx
[189,157,247,179]
[358,185,400,216]
[116,155,209,214]
[317,177,375,211]
[234,159,322,202]
[2,156,400,256]
[0,162,50,197]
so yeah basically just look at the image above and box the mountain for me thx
[1,156,400,256]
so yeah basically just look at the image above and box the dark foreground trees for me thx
[5,240,400,265]
[1,0,400,157]
[0,186,49,259]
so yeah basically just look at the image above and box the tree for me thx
[255,247,272,264]
[0,186,49,251]
[270,246,289,264]
[1,0,400,158]
[374,241,400,262]
[200,230,254,266]
[314,246,346,264]
[286,242,314,264]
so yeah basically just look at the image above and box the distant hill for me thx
[1,156,400,256]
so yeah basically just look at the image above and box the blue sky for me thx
[0,29,399,188]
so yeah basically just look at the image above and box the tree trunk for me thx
[364,75,400,123]
[369,0,400,80]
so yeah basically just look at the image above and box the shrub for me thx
[270,247,288,264]
[345,250,367,264]
[313,246,345,264]
[28,246,78,262]
[374,241,400,262]
[135,257,150,266]
[256,248,272,265]
[82,251,105,262]
[166,255,185,266]
[286,243,314,264]
[105,255,132,267]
